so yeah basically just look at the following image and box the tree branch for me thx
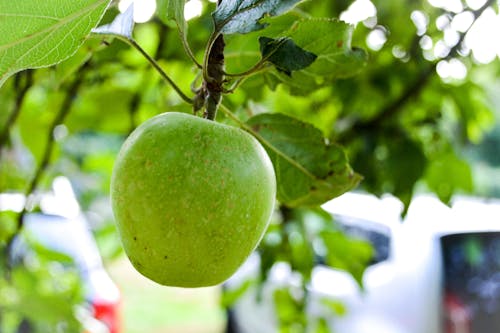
[4,63,89,269]
[196,0,226,120]
[0,70,33,154]
[339,0,495,143]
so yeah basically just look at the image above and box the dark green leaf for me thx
[259,37,317,75]
[213,0,303,34]
[269,18,366,94]
[246,113,361,207]
[352,134,427,210]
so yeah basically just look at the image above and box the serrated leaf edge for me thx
[242,112,361,204]
[0,0,110,82]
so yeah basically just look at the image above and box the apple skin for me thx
[110,112,276,287]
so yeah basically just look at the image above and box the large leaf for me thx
[352,133,427,211]
[0,0,110,87]
[264,18,367,94]
[213,0,303,34]
[224,15,367,94]
[246,113,361,207]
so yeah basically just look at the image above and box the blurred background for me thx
[107,258,223,333]
[1,0,500,332]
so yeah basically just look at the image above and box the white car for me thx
[1,177,122,333]
[224,192,500,333]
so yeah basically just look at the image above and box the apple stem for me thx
[203,34,225,120]
[195,0,225,121]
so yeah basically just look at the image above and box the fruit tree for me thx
[0,0,499,331]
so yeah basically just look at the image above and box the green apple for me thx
[110,112,276,287]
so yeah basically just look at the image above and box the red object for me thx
[444,292,471,333]
[92,298,122,333]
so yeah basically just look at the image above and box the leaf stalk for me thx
[117,36,194,104]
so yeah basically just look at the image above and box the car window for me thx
[334,215,391,265]
[441,232,500,333]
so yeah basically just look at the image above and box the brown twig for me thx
[0,70,33,153]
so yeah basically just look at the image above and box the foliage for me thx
[0,0,499,332]
[0,233,84,332]
[246,113,361,207]
[0,0,109,86]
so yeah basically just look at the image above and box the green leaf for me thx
[313,318,331,333]
[213,0,303,34]
[273,287,304,326]
[246,113,361,207]
[352,134,427,210]
[221,279,254,307]
[0,0,110,87]
[425,151,473,203]
[259,37,317,75]
[321,299,347,317]
[28,238,75,265]
[320,229,373,287]
[156,0,197,66]
[0,262,84,331]
[157,0,186,32]
[0,211,17,245]
[264,18,367,94]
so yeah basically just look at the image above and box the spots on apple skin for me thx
[111,112,276,287]
[131,258,143,269]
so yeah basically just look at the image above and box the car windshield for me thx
[441,232,500,333]
[335,215,391,265]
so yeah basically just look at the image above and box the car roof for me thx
[0,177,81,219]
[323,192,500,236]
[322,192,403,228]
[447,196,500,234]
[1,177,104,272]
[21,213,104,271]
